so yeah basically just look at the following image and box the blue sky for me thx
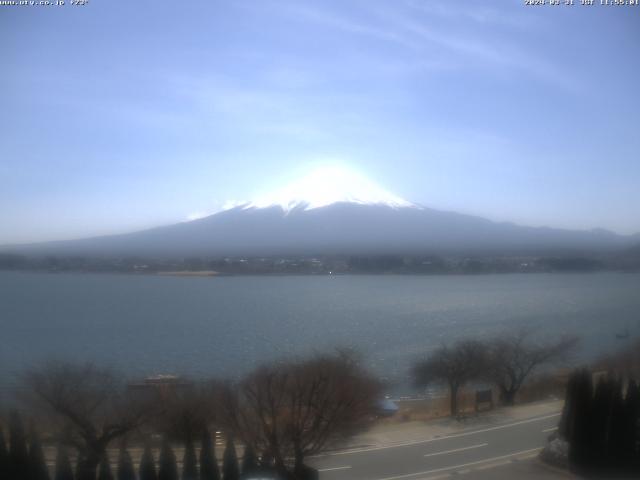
[1,0,639,243]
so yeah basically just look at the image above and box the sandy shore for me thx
[155,270,221,277]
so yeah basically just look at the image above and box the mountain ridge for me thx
[2,201,638,258]
[230,166,417,212]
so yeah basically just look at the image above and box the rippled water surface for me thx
[1,271,639,393]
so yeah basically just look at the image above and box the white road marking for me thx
[423,443,487,457]
[318,465,352,472]
[542,426,558,433]
[473,451,541,472]
[375,447,543,480]
[316,412,561,457]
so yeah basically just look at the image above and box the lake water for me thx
[1,271,639,396]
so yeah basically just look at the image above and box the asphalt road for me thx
[309,412,562,480]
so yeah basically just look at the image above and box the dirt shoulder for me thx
[352,399,564,449]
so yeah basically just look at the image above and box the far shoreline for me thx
[155,270,222,277]
[1,269,639,278]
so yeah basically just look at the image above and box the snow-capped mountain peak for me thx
[238,166,416,212]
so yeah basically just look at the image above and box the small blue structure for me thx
[377,398,400,417]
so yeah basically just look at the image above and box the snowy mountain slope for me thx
[3,201,636,258]
[2,167,637,257]
[234,166,417,212]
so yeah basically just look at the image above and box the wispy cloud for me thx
[403,0,539,29]
[387,14,577,89]
[278,3,422,51]
[274,1,576,90]
[163,72,333,138]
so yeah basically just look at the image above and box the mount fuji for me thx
[234,166,416,212]
[3,167,638,258]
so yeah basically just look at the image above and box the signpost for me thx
[475,389,494,413]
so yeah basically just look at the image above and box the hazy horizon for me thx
[2,174,640,249]
[2,1,639,244]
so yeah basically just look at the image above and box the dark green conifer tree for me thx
[75,452,84,480]
[624,380,640,473]
[28,428,50,480]
[53,444,74,480]
[98,453,114,480]
[559,370,578,439]
[117,446,136,480]
[0,426,9,480]
[183,438,198,480]
[222,437,239,480]
[157,438,178,480]
[199,429,219,480]
[634,382,640,474]
[240,445,257,477]
[139,443,157,480]
[567,369,593,471]
[609,378,626,469]
[9,410,30,480]
[589,377,613,469]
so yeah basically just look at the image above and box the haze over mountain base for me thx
[2,202,638,260]
[2,167,639,262]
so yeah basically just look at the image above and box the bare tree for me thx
[23,362,156,480]
[485,330,579,405]
[286,352,380,473]
[220,368,287,471]
[594,338,640,379]
[154,381,220,443]
[412,340,487,417]
[221,351,380,477]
